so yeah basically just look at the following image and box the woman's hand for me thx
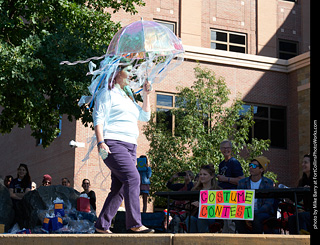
[98,142,112,154]
[191,201,199,207]
[169,173,178,182]
[143,80,152,95]
[142,80,151,113]
[217,174,227,182]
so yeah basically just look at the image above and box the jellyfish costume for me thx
[60,19,184,159]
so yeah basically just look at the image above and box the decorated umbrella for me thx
[105,19,184,91]
[61,18,184,106]
[107,19,184,57]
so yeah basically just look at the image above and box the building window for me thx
[278,40,299,60]
[210,29,247,53]
[156,93,175,134]
[154,19,176,34]
[240,104,287,148]
[36,117,62,146]
[156,92,209,136]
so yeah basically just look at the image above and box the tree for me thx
[0,0,145,147]
[144,65,276,206]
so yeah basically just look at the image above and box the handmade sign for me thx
[198,190,255,220]
[137,157,147,169]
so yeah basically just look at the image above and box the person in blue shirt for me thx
[217,140,244,189]
[217,140,244,233]
[9,163,32,201]
[137,155,152,213]
[235,156,275,234]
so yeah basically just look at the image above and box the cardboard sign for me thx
[137,157,147,169]
[199,190,255,220]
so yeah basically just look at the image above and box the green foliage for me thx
[0,0,145,147]
[144,65,276,206]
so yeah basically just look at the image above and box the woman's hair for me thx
[191,164,219,191]
[220,140,232,149]
[17,163,31,189]
[82,179,90,185]
[304,154,310,159]
[107,57,132,90]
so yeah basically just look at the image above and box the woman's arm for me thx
[9,188,26,200]
[142,80,151,113]
[95,124,111,154]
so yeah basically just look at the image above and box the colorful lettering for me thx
[223,191,231,203]
[229,191,237,204]
[244,206,253,219]
[216,191,224,203]
[245,191,254,204]
[215,205,224,217]
[207,191,216,204]
[230,205,237,219]
[208,205,215,218]
[200,190,208,204]
[199,205,208,218]
[235,205,245,219]
[221,206,231,218]
[237,191,245,203]
[199,189,255,220]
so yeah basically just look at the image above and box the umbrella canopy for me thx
[107,19,184,58]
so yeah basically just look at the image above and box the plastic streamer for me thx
[60,19,184,162]
[61,19,184,107]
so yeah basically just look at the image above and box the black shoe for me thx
[127,228,155,233]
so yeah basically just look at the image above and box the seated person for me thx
[288,154,310,234]
[42,174,52,186]
[61,177,71,187]
[4,175,13,188]
[9,164,32,201]
[185,164,220,233]
[81,179,96,211]
[165,170,194,232]
[166,170,194,192]
[235,156,275,234]
[31,182,37,190]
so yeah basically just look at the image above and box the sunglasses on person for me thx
[249,163,260,169]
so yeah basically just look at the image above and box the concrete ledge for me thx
[184,45,310,74]
[173,234,310,245]
[0,234,310,245]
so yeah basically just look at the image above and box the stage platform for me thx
[0,233,310,245]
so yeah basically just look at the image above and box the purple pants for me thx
[95,139,142,230]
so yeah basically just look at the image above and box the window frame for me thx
[278,39,299,60]
[241,103,287,149]
[155,92,180,135]
[210,29,247,54]
[154,19,177,35]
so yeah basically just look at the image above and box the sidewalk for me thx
[0,233,310,245]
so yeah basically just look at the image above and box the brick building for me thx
[0,0,310,214]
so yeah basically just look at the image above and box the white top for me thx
[250,178,262,210]
[93,87,150,145]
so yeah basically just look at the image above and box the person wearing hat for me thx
[42,174,52,186]
[235,156,275,234]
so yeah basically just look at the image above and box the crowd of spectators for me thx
[163,140,310,235]
[1,141,310,235]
